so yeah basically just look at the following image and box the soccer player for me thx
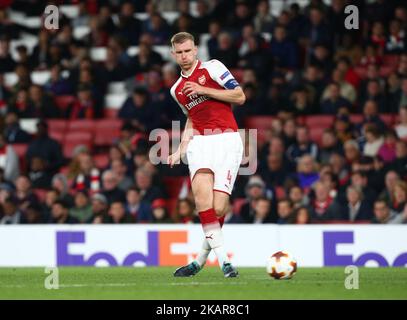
[168,32,245,278]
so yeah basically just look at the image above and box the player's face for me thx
[171,40,198,71]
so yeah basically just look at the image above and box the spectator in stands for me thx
[14,175,38,211]
[343,139,360,165]
[292,206,311,224]
[0,197,22,224]
[392,181,407,214]
[28,157,52,189]
[320,82,352,114]
[0,36,15,73]
[151,198,173,223]
[276,198,294,224]
[386,19,406,54]
[310,181,340,222]
[69,190,93,223]
[100,47,127,83]
[134,167,163,203]
[395,106,407,139]
[359,80,387,113]
[128,35,163,75]
[28,84,60,119]
[378,131,397,164]
[253,0,275,34]
[270,25,298,70]
[369,21,386,54]
[51,174,73,206]
[372,199,404,224]
[288,185,310,209]
[281,118,297,147]
[363,124,384,158]
[240,175,269,223]
[390,140,407,178]
[379,170,400,207]
[125,186,152,222]
[293,154,319,189]
[288,86,316,115]
[118,87,159,132]
[394,77,407,112]
[7,88,34,119]
[23,202,47,224]
[49,199,78,224]
[174,198,196,223]
[116,1,142,46]
[252,197,274,223]
[0,133,19,182]
[101,170,126,205]
[108,201,135,224]
[70,83,96,119]
[212,32,239,69]
[319,128,343,164]
[90,193,110,224]
[44,64,73,97]
[341,185,373,222]
[110,159,133,192]
[286,126,319,163]
[260,152,291,188]
[356,100,387,136]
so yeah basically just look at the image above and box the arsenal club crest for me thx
[198,75,206,85]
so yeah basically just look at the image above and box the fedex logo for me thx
[56,231,188,266]
[56,231,231,266]
[323,231,407,267]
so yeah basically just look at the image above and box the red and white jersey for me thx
[170,59,240,135]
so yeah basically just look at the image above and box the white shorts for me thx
[186,131,243,195]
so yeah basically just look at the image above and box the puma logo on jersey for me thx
[205,234,214,240]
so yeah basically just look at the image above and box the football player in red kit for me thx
[168,32,245,278]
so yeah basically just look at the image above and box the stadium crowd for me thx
[0,0,407,225]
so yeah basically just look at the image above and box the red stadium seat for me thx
[49,130,64,143]
[354,66,367,79]
[54,95,75,111]
[379,65,395,78]
[47,120,67,133]
[67,120,96,133]
[104,108,119,118]
[349,114,363,124]
[304,115,334,129]
[11,143,29,158]
[309,127,326,146]
[94,119,123,146]
[275,186,286,200]
[244,116,274,130]
[63,132,93,158]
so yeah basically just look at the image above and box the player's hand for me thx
[167,141,189,168]
[182,81,206,97]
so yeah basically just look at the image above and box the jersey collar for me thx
[181,60,200,78]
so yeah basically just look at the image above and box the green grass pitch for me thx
[0,267,406,300]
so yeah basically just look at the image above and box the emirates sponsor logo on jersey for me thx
[184,95,210,110]
[198,75,206,85]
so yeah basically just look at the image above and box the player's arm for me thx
[168,117,193,167]
[183,84,245,105]
[183,59,246,105]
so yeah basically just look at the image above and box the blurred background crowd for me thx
[0,0,407,225]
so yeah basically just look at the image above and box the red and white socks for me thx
[196,208,229,269]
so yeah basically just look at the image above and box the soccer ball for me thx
[266,251,297,280]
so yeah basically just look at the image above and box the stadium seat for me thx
[94,119,123,146]
[11,143,29,172]
[379,65,395,78]
[309,127,326,146]
[349,114,364,124]
[63,132,93,158]
[354,66,367,79]
[31,71,51,85]
[104,93,128,109]
[275,186,286,200]
[244,116,273,130]
[48,130,64,143]
[104,108,119,118]
[55,95,75,112]
[67,120,96,133]
[304,115,334,129]
[305,115,334,128]
[47,120,67,133]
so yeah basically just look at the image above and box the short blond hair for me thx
[170,32,195,47]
